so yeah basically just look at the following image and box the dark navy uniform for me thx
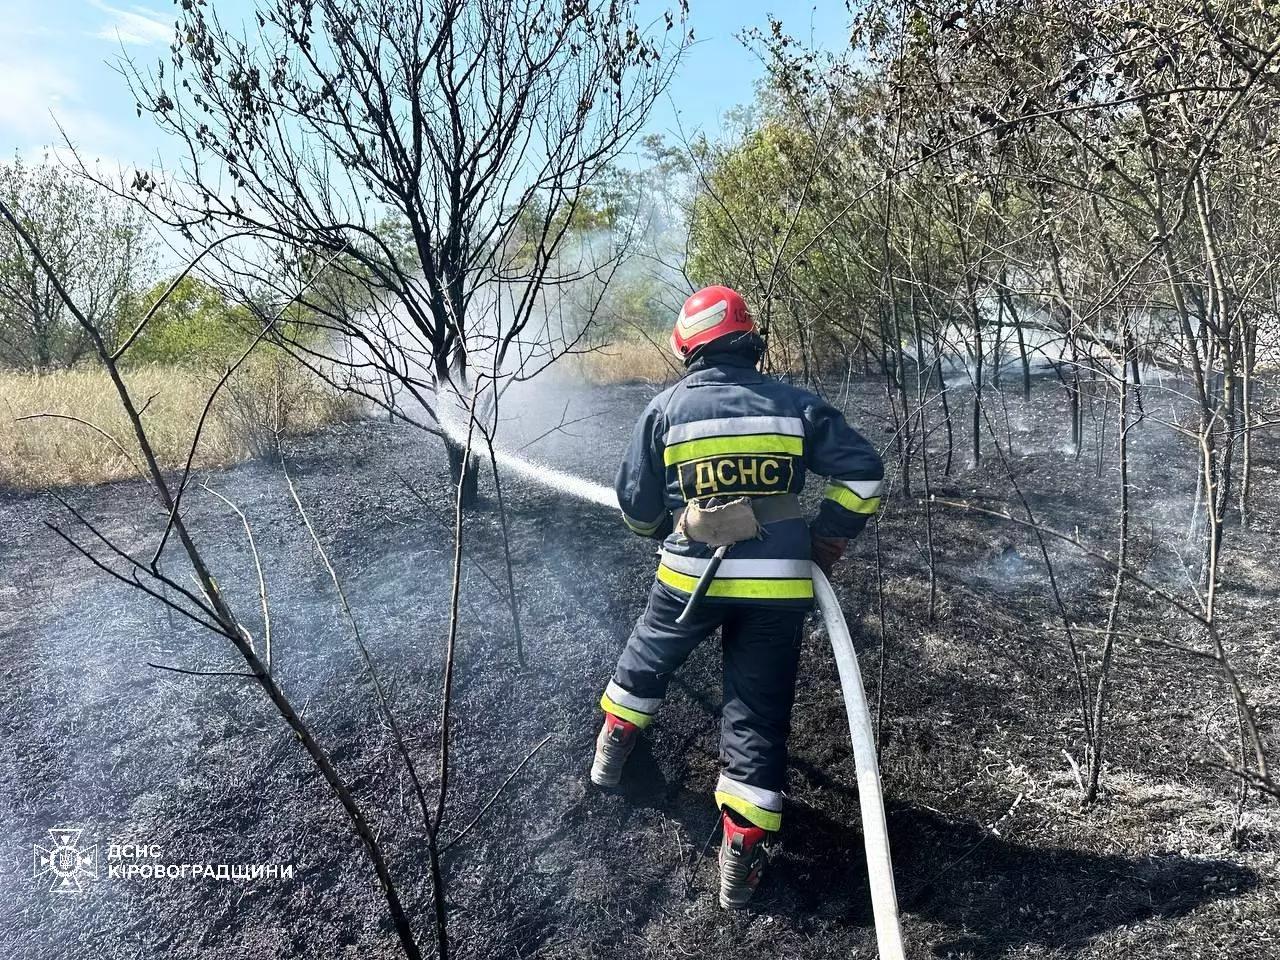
[601,338,883,830]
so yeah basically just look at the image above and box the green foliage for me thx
[686,107,891,353]
[124,277,257,365]
[0,153,153,371]
[588,271,673,339]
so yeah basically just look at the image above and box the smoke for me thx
[437,393,618,509]
[433,229,633,511]
[335,172,691,512]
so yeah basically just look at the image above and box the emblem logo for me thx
[34,828,98,894]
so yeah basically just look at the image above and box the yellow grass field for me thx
[0,360,357,489]
[566,333,840,385]
[2,337,827,489]
[566,335,683,385]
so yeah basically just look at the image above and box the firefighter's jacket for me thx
[615,345,884,606]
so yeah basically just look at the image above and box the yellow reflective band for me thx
[716,792,782,832]
[621,511,662,535]
[663,433,803,466]
[656,564,813,600]
[601,693,655,728]
[823,483,881,515]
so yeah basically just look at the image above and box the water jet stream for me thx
[440,409,904,958]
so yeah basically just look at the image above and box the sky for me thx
[0,0,849,170]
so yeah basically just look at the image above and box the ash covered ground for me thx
[1,373,1278,959]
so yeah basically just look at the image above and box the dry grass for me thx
[566,332,843,385]
[0,359,357,489]
[567,335,682,385]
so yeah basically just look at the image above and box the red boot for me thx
[718,809,769,909]
[590,713,639,787]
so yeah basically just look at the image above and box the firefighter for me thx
[590,285,884,909]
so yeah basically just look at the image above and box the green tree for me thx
[124,275,256,365]
[0,154,152,371]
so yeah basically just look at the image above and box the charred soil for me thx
[1,375,1277,959]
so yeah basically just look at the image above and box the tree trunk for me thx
[909,285,938,621]
[1005,285,1032,401]
[877,306,909,496]
[931,326,955,476]
[991,286,1005,390]
[967,279,983,469]
[437,352,480,505]
[1085,350,1129,804]
[445,440,480,504]
[1239,322,1255,527]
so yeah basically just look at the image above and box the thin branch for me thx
[203,483,272,672]
[16,412,145,478]
[440,732,554,853]
[147,662,256,679]
[281,456,434,830]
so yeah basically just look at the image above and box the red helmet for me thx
[670,285,755,359]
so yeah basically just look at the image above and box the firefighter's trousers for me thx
[601,581,806,831]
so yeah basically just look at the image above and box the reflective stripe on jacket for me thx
[615,350,883,605]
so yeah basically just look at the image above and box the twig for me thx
[147,662,256,679]
[484,431,526,668]
[931,498,1210,627]
[392,469,510,598]
[47,494,223,627]
[440,732,554,853]
[281,457,434,831]
[16,412,145,477]
[902,792,1024,905]
[1211,764,1280,801]
[203,484,272,672]
[514,398,605,452]
[1063,749,1085,795]
[684,814,724,896]
[150,242,349,568]
[874,516,888,755]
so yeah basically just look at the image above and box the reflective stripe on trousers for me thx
[600,680,661,728]
[715,774,783,832]
[602,580,805,832]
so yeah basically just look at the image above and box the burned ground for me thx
[1,374,1277,959]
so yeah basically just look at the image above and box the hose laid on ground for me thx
[811,565,905,960]
[438,405,904,955]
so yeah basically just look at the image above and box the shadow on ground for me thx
[864,803,1252,957]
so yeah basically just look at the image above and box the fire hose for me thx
[811,564,905,960]
[439,410,905,957]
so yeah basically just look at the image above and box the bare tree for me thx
[683,0,1280,810]
[117,0,689,492]
[0,197,445,956]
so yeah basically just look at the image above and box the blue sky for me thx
[0,1,848,168]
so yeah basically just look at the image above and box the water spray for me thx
[440,408,905,958]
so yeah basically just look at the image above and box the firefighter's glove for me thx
[810,533,849,577]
